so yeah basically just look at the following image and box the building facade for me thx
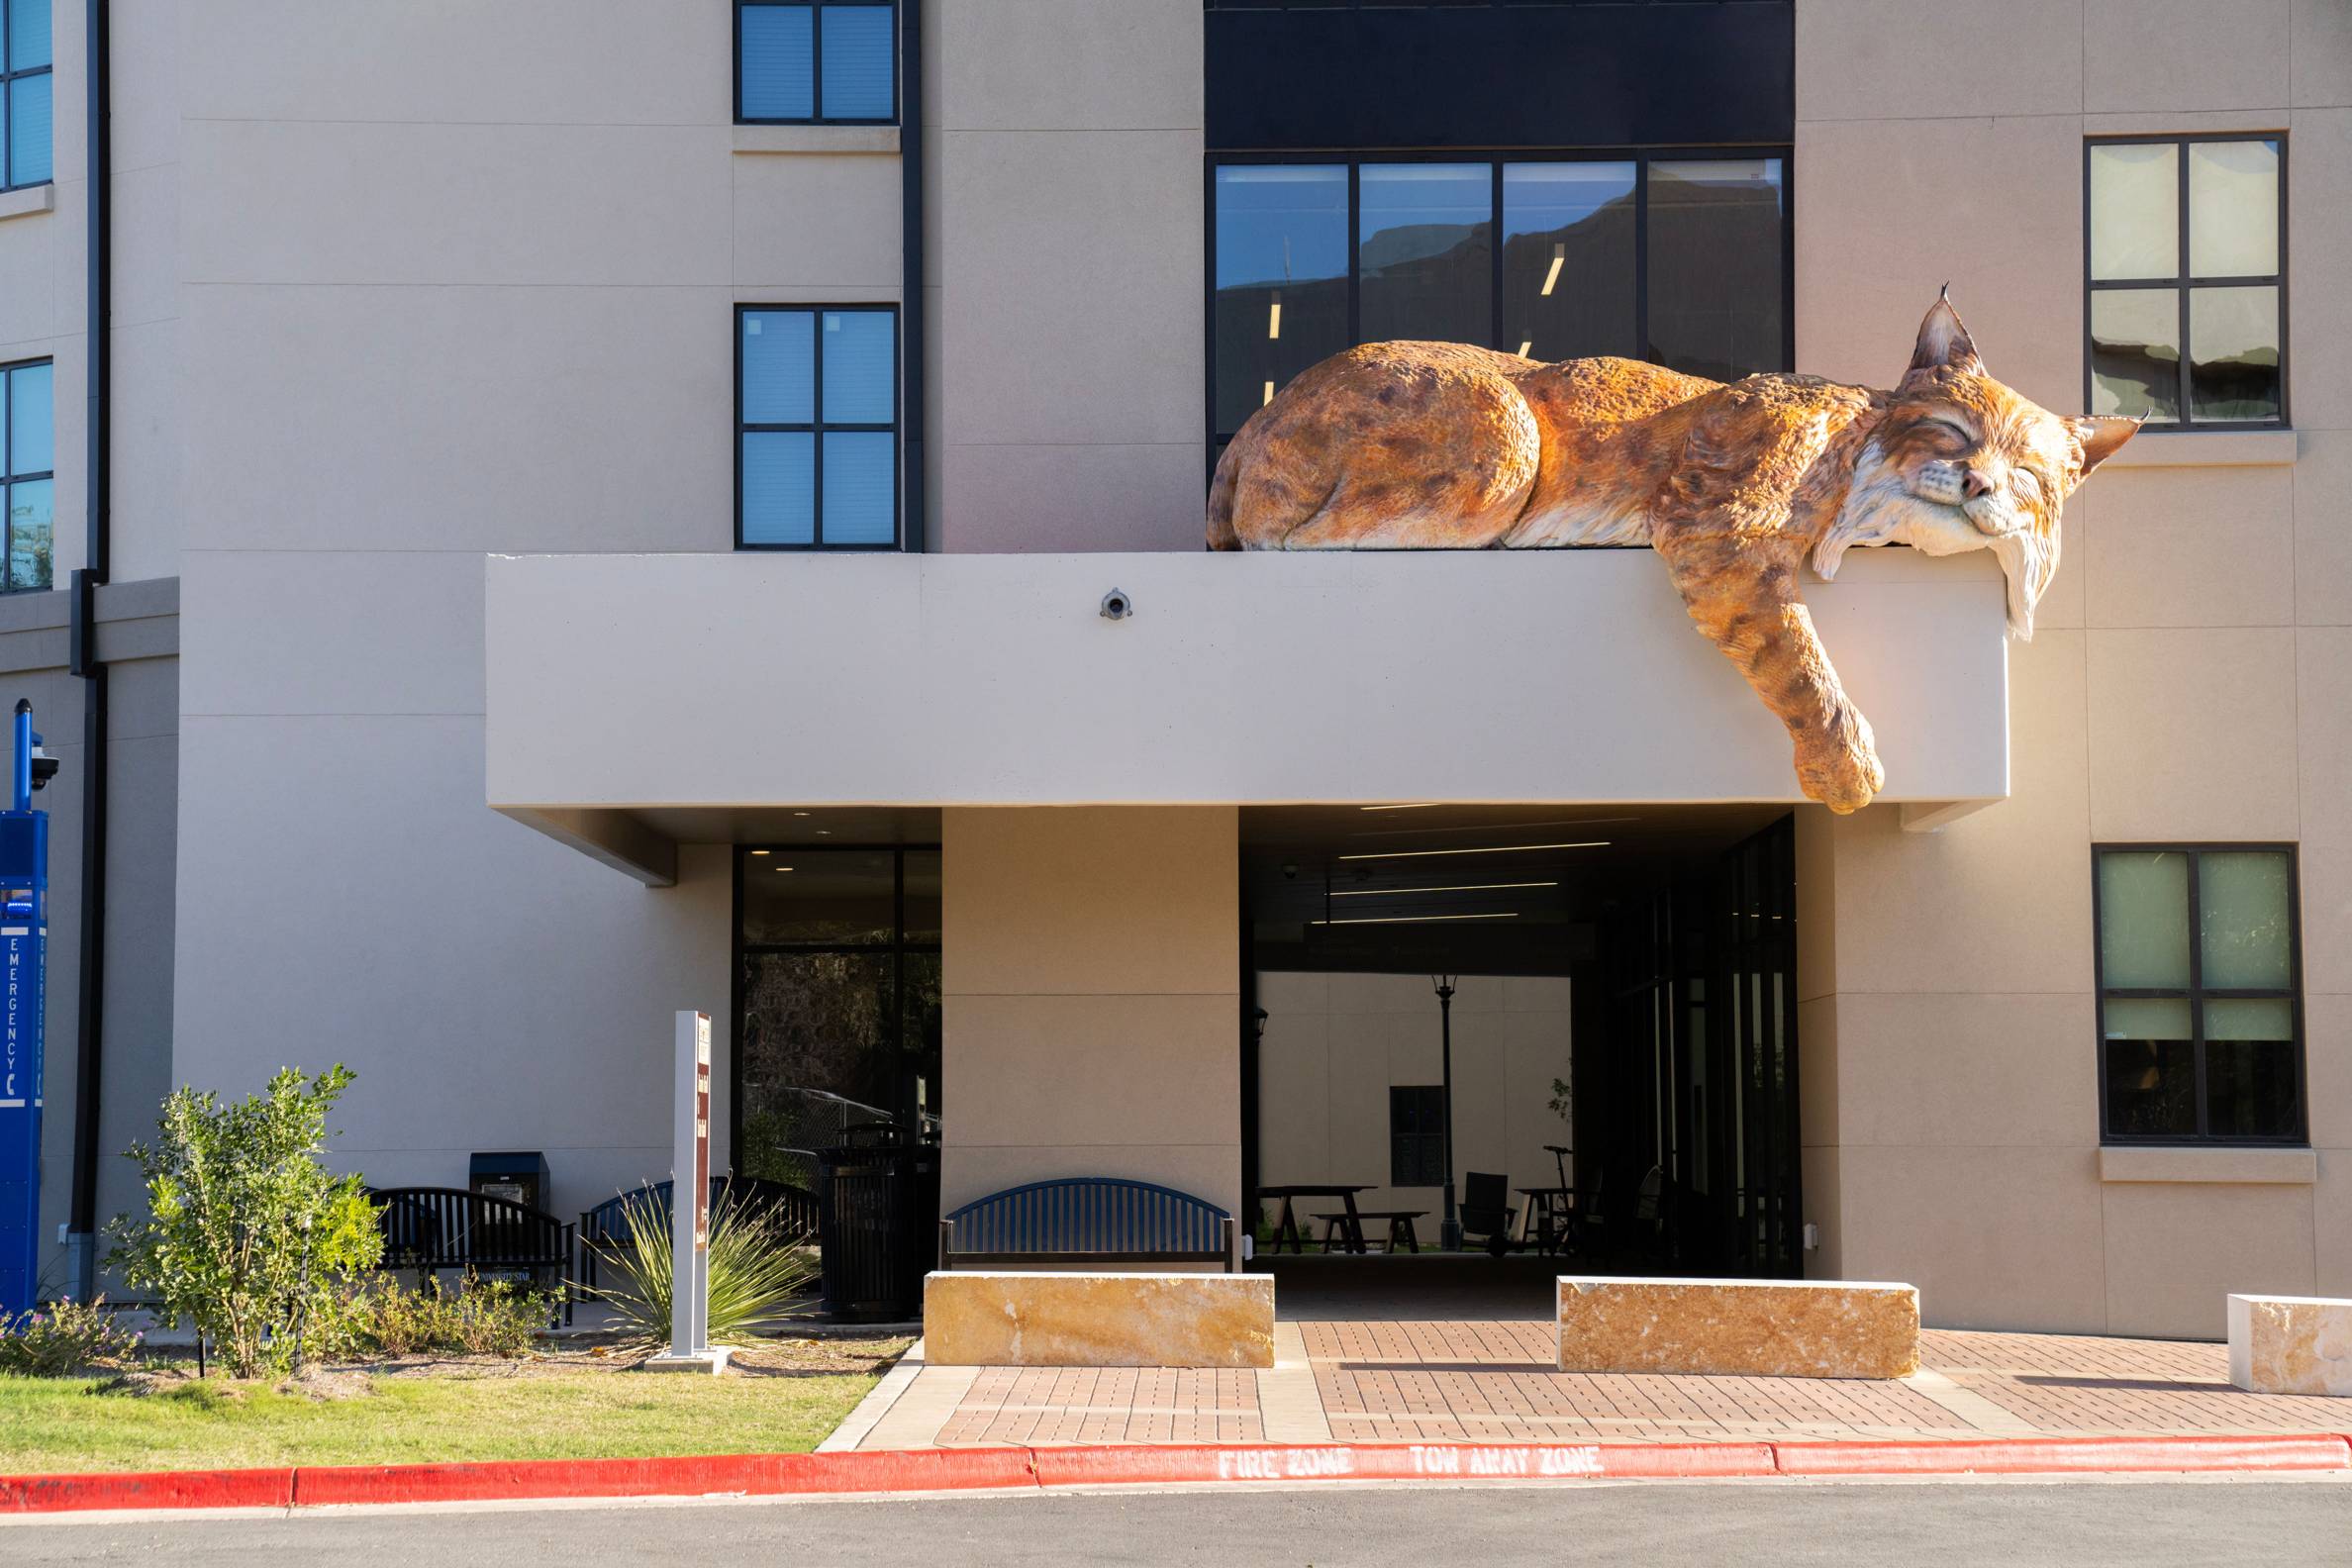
[3,0,2345,1338]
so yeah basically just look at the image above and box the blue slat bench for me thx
[937,1177,1239,1273]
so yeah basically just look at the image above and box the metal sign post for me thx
[646,1010,724,1373]
[0,702,50,1320]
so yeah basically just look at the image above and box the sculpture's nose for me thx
[1962,467,1995,500]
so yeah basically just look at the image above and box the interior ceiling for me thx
[1242,802,1790,928]
[636,806,944,846]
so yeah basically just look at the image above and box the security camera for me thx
[28,746,55,791]
[1099,588,1132,621]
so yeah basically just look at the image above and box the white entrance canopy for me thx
[485,548,2010,884]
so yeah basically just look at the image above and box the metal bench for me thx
[576,1176,821,1296]
[937,1177,1239,1273]
[368,1186,574,1321]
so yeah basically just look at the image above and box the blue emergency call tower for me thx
[0,700,52,1320]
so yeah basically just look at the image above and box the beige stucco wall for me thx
[940,807,1240,1215]
[927,0,1205,552]
[1255,971,1573,1231]
[1796,0,2349,1337]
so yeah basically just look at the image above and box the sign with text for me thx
[0,806,46,1320]
[672,1011,712,1359]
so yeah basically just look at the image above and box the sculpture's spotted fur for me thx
[1209,295,2136,812]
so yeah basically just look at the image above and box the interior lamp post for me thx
[1433,974,1460,1252]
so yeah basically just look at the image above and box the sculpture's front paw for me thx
[1796,709,1885,814]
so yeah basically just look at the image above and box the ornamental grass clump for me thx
[332,1276,557,1360]
[107,1065,383,1379]
[0,1296,143,1377]
[585,1191,816,1348]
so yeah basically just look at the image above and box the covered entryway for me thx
[1242,804,1802,1289]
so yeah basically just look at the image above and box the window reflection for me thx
[1358,163,1492,348]
[1503,163,1635,362]
[1214,165,1348,437]
[2090,289,2182,422]
[2089,142,2177,281]
[2102,997,2195,1139]
[1646,159,1785,382]
[2189,285,2281,424]
[2188,140,2279,277]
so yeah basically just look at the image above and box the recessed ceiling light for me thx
[1541,246,1565,297]
[1358,803,1439,812]
[1311,912,1520,926]
[1268,296,1282,341]
[816,830,832,835]
[774,865,795,872]
[1337,841,1609,861]
[749,849,771,856]
[792,811,811,818]
[1328,880,1559,897]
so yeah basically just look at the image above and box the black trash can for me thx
[815,1127,940,1322]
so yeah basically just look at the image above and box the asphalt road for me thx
[4,1480,2346,1566]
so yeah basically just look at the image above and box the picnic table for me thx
[1260,1184,1371,1254]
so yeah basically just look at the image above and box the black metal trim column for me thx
[898,0,925,551]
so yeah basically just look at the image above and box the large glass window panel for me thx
[821,431,895,544]
[819,4,894,121]
[738,4,816,121]
[6,359,47,474]
[741,310,816,424]
[1213,165,1348,436]
[902,849,941,944]
[821,310,895,423]
[2188,140,2280,278]
[2089,142,2179,280]
[2101,997,2195,1138]
[1502,162,1636,362]
[7,69,48,187]
[1646,158,1785,382]
[2189,285,2281,424]
[1357,162,1493,349]
[740,431,816,544]
[742,848,896,945]
[2090,288,2183,422]
[2204,997,2298,1139]
[2098,850,2192,988]
[9,0,49,70]
[2198,850,2292,988]
[738,948,899,1175]
[6,476,48,592]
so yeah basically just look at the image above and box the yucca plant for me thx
[583,1192,816,1347]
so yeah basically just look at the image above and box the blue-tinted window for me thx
[2,0,49,188]
[737,2,897,125]
[738,308,898,548]
[1,359,51,592]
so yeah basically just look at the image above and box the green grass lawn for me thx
[0,1367,895,1474]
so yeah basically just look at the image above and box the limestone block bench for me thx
[1557,1276,1919,1380]
[2229,1295,2352,1396]
[925,1270,1276,1369]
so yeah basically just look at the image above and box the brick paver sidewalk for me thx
[841,1322,2352,1451]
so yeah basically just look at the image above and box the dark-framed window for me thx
[2095,845,2303,1144]
[1,358,50,593]
[736,305,900,549]
[735,0,898,125]
[1,0,49,191]
[732,844,941,1186]
[1209,149,1791,452]
[2086,136,2286,429]
[1389,1085,1446,1187]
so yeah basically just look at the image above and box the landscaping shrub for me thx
[585,1192,816,1347]
[0,1297,143,1377]
[107,1065,384,1378]
[332,1276,556,1359]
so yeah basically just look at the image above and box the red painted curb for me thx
[1771,1434,2352,1477]
[1027,1440,1779,1488]
[5,1433,2348,1514]
[0,1466,295,1515]
[291,1446,1038,1508]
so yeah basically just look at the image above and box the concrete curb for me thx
[3,1434,2347,1515]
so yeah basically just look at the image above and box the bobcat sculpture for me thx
[1208,294,2136,813]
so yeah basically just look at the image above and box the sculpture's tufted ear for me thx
[2071,415,2140,479]
[1904,285,1986,383]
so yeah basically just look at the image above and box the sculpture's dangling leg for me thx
[1651,530,1886,814]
